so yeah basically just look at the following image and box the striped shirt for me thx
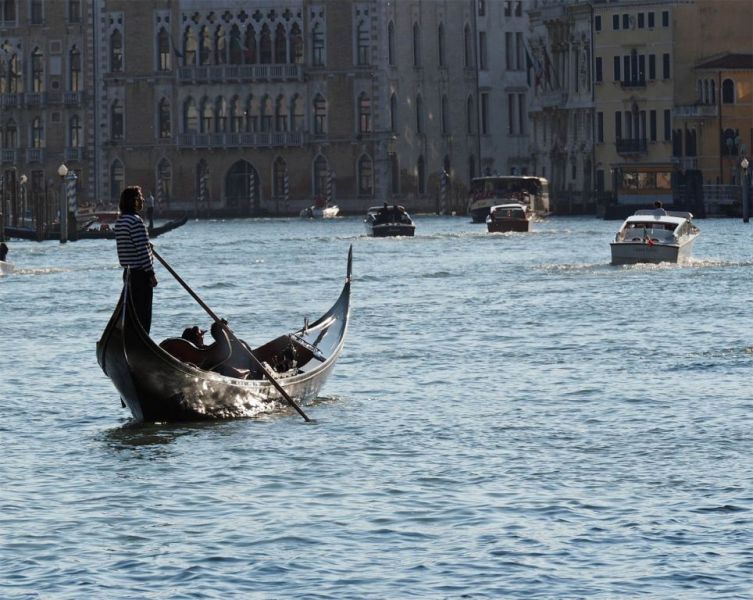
[114,213,153,272]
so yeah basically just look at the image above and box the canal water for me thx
[2,215,752,598]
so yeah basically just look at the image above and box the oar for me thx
[152,248,312,422]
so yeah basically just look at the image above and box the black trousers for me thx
[123,269,153,334]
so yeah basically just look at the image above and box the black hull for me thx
[366,223,415,237]
[487,220,530,233]
[5,215,188,241]
[470,207,492,223]
[97,247,352,422]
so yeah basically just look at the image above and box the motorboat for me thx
[486,203,531,233]
[467,175,550,223]
[364,204,415,237]
[610,209,700,265]
[300,201,340,219]
[0,260,14,275]
[97,247,352,422]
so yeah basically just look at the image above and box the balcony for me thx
[1,94,20,107]
[24,92,46,106]
[1,149,17,164]
[177,63,303,84]
[616,138,647,155]
[65,91,85,106]
[65,147,85,161]
[177,130,304,149]
[27,148,45,163]
[673,104,718,118]
[620,79,646,89]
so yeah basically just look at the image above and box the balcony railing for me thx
[1,94,20,107]
[27,148,45,163]
[1,149,17,164]
[620,79,646,89]
[673,104,718,118]
[65,147,85,161]
[24,92,46,106]
[177,130,304,148]
[65,91,85,105]
[177,63,303,84]
[616,138,647,154]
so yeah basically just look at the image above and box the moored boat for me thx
[610,209,700,265]
[5,214,188,241]
[467,175,550,223]
[364,204,415,237]
[96,247,352,422]
[486,203,531,233]
[300,204,340,219]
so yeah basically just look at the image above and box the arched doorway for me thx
[225,160,260,216]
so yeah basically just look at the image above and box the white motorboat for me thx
[486,203,531,233]
[0,260,14,275]
[610,209,700,265]
[300,204,340,219]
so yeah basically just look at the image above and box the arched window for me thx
[261,95,273,132]
[710,80,716,105]
[685,128,696,157]
[110,159,124,201]
[290,94,303,131]
[438,23,445,67]
[312,23,324,66]
[358,93,371,133]
[415,94,423,134]
[274,23,286,63]
[215,97,227,133]
[31,47,44,92]
[31,116,44,148]
[466,95,475,134]
[229,25,243,64]
[464,24,472,68]
[69,45,81,91]
[244,25,257,64]
[722,78,735,104]
[200,98,213,133]
[6,54,19,93]
[260,24,272,64]
[388,21,395,66]
[290,23,303,64]
[672,129,683,157]
[441,94,449,134]
[358,154,373,196]
[273,157,287,198]
[357,20,369,65]
[417,155,425,194]
[110,30,123,72]
[390,93,397,133]
[157,158,172,205]
[468,155,476,181]
[183,28,197,66]
[69,115,81,147]
[230,96,243,132]
[199,26,211,65]
[275,94,288,132]
[214,26,226,65]
[412,23,421,67]
[4,119,17,148]
[111,100,123,140]
[313,94,327,135]
[3,0,16,21]
[184,97,198,133]
[158,98,171,138]
[158,28,171,71]
[246,95,258,132]
[313,155,328,195]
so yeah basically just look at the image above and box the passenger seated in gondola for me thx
[159,322,250,378]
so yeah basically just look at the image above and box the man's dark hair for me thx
[119,186,143,214]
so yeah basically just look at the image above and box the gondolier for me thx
[114,186,158,333]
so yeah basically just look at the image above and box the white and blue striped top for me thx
[114,213,153,272]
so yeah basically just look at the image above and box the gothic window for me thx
[157,28,171,71]
[30,0,42,24]
[230,96,243,132]
[246,95,258,132]
[68,0,80,23]
[290,23,303,64]
[312,23,324,66]
[388,21,395,66]
[110,30,123,72]
[722,78,735,104]
[314,94,327,135]
[274,23,286,63]
[215,97,227,132]
[31,47,44,92]
[183,28,197,66]
[244,26,256,64]
[158,98,171,138]
[275,95,288,132]
[69,115,81,146]
[261,95,273,132]
[31,116,44,147]
[358,154,373,196]
[214,26,226,65]
[357,20,369,65]
[111,100,123,139]
[229,25,243,64]
[7,54,18,93]
[200,98,213,132]
[290,94,303,131]
[199,26,211,65]
[3,0,16,22]
[260,24,272,64]
[69,45,81,91]
[184,97,198,133]
[358,93,371,133]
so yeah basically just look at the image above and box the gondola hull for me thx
[97,248,351,422]
[5,214,188,241]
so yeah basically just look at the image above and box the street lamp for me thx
[742,157,750,223]
[58,163,68,242]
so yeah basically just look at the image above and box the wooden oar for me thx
[152,248,312,422]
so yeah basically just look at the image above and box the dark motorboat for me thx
[364,204,415,237]
[5,214,188,241]
[96,247,352,422]
[486,203,531,233]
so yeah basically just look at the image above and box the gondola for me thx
[96,246,352,422]
[4,214,188,241]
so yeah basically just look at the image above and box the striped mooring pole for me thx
[326,169,334,204]
[439,170,448,215]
